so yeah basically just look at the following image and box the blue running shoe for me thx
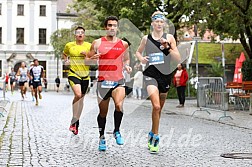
[98,137,106,151]
[148,131,154,149]
[114,131,124,145]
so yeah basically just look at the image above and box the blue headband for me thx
[151,14,165,21]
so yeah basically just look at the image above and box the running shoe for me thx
[98,136,107,151]
[35,100,38,106]
[32,96,35,102]
[114,131,124,145]
[39,93,42,99]
[148,131,154,149]
[150,135,159,153]
[69,123,78,135]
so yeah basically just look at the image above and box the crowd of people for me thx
[2,11,188,154]
[61,11,185,154]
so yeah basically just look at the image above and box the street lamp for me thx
[194,24,199,80]
[221,41,226,83]
[56,15,59,77]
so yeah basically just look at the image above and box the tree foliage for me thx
[203,0,252,59]
[242,59,252,81]
[50,29,73,58]
[205,62,224,77]
[51,0,252,60]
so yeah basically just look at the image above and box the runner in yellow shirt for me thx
[62,26,91,135]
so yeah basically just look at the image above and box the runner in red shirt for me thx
[87,16,132,151]
[5,72,9,92]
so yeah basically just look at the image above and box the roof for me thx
[57,0,75,14]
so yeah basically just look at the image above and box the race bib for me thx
[149,52,164,65]
[21,74,26,79]
[34,77,40,82]
[101,80,118,88]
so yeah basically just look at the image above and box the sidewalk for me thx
[0,95,12,132]
[164,99,252,130]
[126,97,252,130]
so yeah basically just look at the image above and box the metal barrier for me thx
[0,80,10,117]
[192,77,233,121]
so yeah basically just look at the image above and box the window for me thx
[0,27,2,44]
[0,3,2,15]
[40,5,46,16]
[16,28,24,44]
[39,29,46,44]
[17,4,24,16]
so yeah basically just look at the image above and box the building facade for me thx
[0,0,76,90]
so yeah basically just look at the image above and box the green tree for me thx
[204,0,252,59]
[205,62,224,77]
[66,1,102,30]
[50,29,73,75]
[74,0,160,32]
[242,59,252,81]
[50,29,73,59]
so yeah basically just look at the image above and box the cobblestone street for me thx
[0,91,252,166]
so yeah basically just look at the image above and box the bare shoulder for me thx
[92,38,102,50]
[166,34,175,40]
[142,35,148,41]
[139,35,148,45]
[93,38,101,45]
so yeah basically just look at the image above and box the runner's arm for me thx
[136,35,148,64]
[86,39,101,65]
[41,68,45,80]
[16,69,20,76]
[122,41,132,74]
[167,34,181,63]
[27,69,31,80]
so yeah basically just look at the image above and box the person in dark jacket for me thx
[55,76,60,92]
[173,63,188,108]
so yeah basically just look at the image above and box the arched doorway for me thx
[14,61,29,73]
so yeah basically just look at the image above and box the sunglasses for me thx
[107,24,118,27]
[75,30,85,35]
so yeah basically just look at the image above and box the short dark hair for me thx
[33,59,38,62]
[75,26,85,32]
[104,16,119,27]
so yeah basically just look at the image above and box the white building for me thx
[0,0,76,90]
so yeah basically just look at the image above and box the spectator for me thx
[132,66,143,99]
[55,76,60,92]
[173,63,188,108]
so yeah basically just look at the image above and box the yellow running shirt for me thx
[63,41,91,80]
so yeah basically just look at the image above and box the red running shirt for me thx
[97,37,126,81]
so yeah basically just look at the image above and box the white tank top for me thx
[19,67,28,82]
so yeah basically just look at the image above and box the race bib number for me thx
[149,52,164,65]
[21,74,26,79]
[101,80,118,88]
[34,77,40,82]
